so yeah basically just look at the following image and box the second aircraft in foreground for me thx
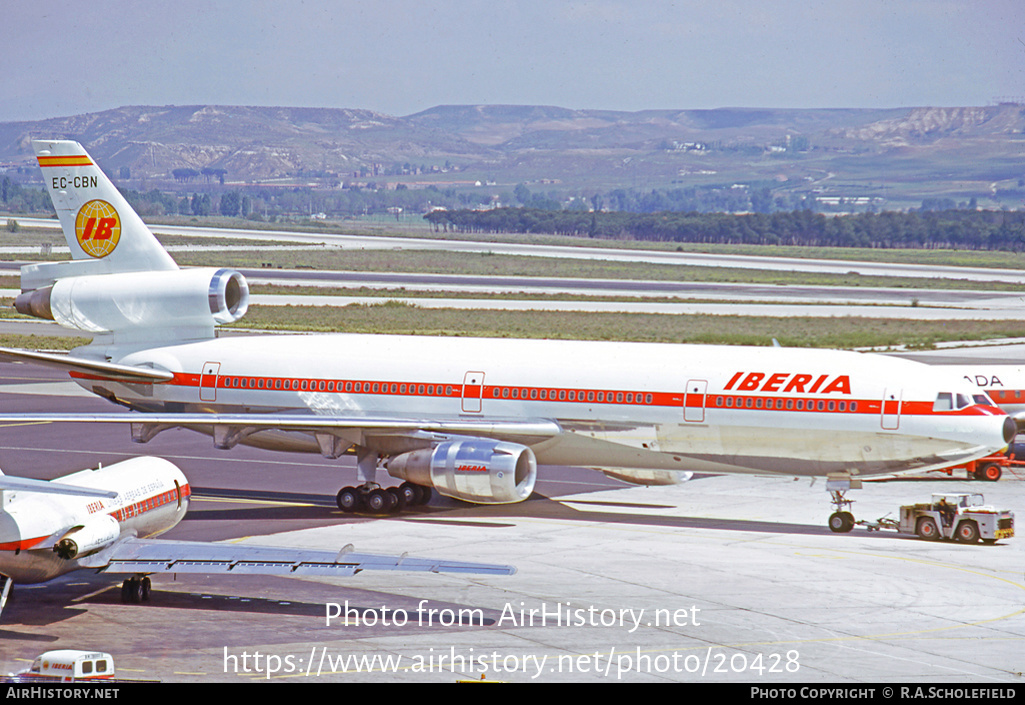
[0,456,515,620]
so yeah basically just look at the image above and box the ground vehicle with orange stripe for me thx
[16,650,115,682]
[933,437,1025,481]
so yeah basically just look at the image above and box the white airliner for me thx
[0,140,1015,533]
[0,456,515,619]
[936,365,1025,422]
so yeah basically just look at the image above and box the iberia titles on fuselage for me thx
[100,335,1012,478]
[0,139,1015,510]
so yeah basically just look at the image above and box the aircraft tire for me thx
[365,489,391,514]
[386,487,407,512]
[121,577,145,603]
[828,512,848,533]
[337,487,361,513]
[398,482,420,507]
[841,511,854,532]
[416,486,432,506]
[141,576,151,602]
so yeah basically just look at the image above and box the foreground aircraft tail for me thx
[13,140,248,344]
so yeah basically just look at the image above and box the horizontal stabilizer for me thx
[0,347,173,383]
[87,537,515,577]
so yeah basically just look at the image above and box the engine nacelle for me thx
[15,267,249,336]
[600,468,692,486]
[387,439,537,504]
[52,514,120,560]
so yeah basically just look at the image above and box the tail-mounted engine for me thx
[52,514,120,560]
[386,439,537,504]
[15,267,249,339]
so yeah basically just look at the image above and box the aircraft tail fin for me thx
[28,140,178,287]
[15,141,247,343]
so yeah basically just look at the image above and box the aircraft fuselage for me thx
[0,458,189,583]
[72,333,1014,479]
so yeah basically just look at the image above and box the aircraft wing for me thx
[80,537,516,577]
[0,412,562,442]
[0,346,174,383]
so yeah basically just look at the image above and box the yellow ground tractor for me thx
[861,493,1014,543]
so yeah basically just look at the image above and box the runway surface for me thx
[7,218,1025,321]
[1,363,1023,682]
[10,216,1025,284]
[5,268,1025,321]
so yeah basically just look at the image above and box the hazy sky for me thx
[3,0,1023,122]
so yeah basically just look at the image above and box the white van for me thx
[22,650,115,681]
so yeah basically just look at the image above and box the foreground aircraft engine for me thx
[15,267,249,334]
[386,439,537,504]
[52,514,120,560]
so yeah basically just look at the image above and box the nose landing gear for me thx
[827,476,862,533]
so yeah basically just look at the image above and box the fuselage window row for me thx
[210,375,879,413]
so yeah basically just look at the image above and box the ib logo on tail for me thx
[74,199,121,258]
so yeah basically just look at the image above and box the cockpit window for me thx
[934,392,982,410]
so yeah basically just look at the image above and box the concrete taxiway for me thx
[0,363,1023,682]
[9,215,1025,284]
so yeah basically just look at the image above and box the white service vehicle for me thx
[19,650,115,681]
[862,493,1014,543]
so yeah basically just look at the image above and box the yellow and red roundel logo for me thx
[75,199,121,258]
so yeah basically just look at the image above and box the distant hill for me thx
[2,103,1023,209]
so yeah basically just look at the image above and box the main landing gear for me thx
[335,482,432,514]
[334,448,434,514]
[827,476,863,533]
[336,447,433,515]
[120,576,151,603]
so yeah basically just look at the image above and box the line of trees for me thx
[424,207,1025,251]
[0,176,54,214]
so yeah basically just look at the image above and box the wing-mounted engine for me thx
[52,515,120,560]
[15,267,249,342]
[386,439,537,504]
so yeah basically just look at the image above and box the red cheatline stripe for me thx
[0,536,49,550]
[67,368,1004,418]
[109,482,190,522]
[37,155,92,167]
[1,483,192,552]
